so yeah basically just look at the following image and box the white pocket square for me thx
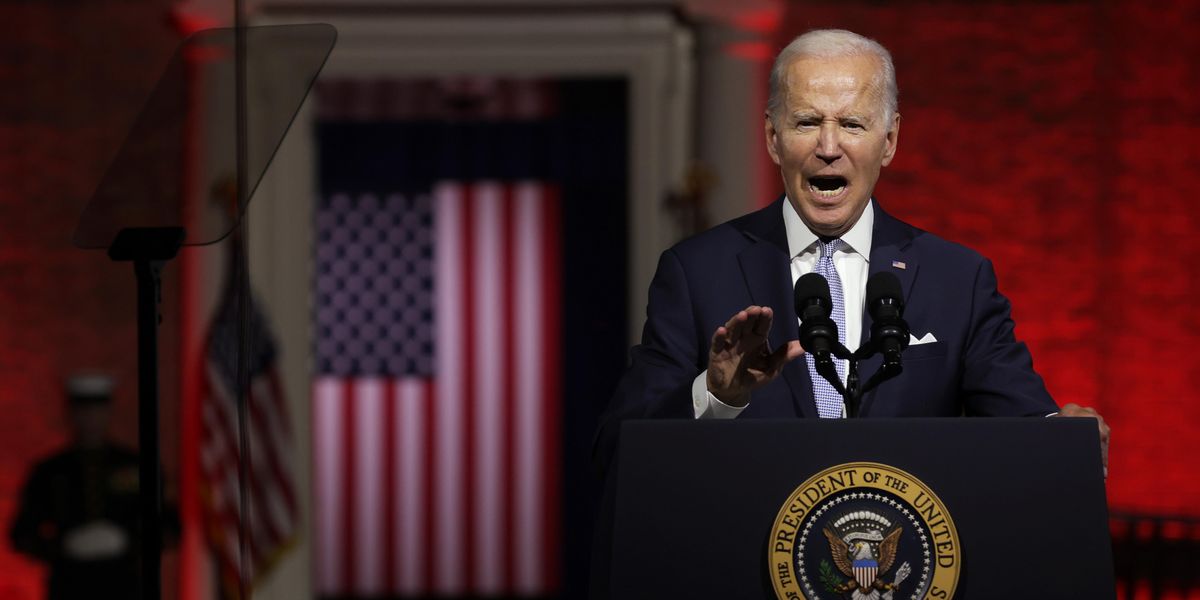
[909,332,938,345]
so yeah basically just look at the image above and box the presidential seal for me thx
[768,462,960,600]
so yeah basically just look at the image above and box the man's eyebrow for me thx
[841,113,876,124]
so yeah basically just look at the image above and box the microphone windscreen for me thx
[866,271,904,308]
[794,272,832,318]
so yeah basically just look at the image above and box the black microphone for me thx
[866,271,911,367]
[794,272,839,359]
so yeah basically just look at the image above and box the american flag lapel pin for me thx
[892,260,907,270]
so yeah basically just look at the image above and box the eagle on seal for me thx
[823,525,904,598]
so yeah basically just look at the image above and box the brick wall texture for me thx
[0,1,181,598]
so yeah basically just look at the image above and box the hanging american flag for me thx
[199,272,301,598]
[312,180,562,597]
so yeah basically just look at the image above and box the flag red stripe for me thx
[461,182,478,592]
[312,379,343,593]
[422,379,436,593]
[215,504,241,536]
[501,183,517,592]
[213,538,242,596]
[340,379,357,592]
[542,184,563,590]
[383,380,397,593]
[394,378,427,593]
[512,181,542,591]
[354,379,387,593]
[512,187,530,590]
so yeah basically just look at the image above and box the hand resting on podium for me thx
[1054,403,1111,477]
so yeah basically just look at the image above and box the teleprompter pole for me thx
[109,226,185,600]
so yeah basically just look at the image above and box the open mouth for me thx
[808,175,848,198]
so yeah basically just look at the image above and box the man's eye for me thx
[843,122,864,130]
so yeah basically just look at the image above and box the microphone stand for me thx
[818,341,905,418]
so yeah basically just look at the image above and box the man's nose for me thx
[815,123,842,163]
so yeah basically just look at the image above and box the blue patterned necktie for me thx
[805,238,847,418]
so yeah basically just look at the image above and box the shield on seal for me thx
[852,559,878,589]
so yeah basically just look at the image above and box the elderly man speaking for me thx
[597,29,1108,467]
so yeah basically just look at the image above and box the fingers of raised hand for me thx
[722,306,772,348]
[710,307,787,364]
[721,308,748,344]
[710,326,731,354]
[750,306,773,339]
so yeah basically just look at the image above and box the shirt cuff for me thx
[692,370,748,419]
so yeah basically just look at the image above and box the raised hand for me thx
[706,305,804,407]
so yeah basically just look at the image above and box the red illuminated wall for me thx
[0,2,182,598]
[779,0,1200,514]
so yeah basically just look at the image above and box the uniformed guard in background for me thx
[9,374,144,599]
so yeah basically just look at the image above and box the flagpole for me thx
[232,0,255,597]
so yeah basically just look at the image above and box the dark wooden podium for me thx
[606,418,1114,599]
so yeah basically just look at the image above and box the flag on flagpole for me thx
[199,267,300,598]
[312,180,562,597]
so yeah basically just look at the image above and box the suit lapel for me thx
[735,199,818,419]
[864,206,919,322]
[860,200,918,416]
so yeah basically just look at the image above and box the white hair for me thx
[767,29,898,125]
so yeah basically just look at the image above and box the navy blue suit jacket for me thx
[596,198,1057,466]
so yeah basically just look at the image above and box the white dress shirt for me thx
[692,199,874,418]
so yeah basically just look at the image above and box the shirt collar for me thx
[782,197,874,261]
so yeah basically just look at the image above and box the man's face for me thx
[765,54,900,238]
[69,403,111,449]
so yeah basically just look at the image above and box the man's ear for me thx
[764,113,782,166]
[881,113,900,167]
